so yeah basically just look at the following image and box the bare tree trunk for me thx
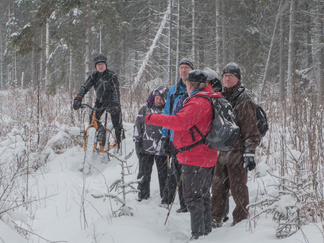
[191,0,196,61]
[99,25,102,54]
[45,19,50,88]
[279,7,285,104]
[132,1,171,89]
[287,0,297,100]
[14,46,17,88]
[84,0,92,104]
[168,0,172,86]
[221,1,227,65]
[259,1,282,101]
[215,0,221,76]
[176,0,180,71]
[21,72,24,89]
[39,29,43,87]
[69,49,73,92]
[316,0,324,100]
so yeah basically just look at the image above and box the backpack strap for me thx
[228,86,245,107]
[177,95,211,153]
[170,80,187,114]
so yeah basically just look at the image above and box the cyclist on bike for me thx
[73,54,125,148]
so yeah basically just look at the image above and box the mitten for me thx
[73,96,82,110]
[160,136,170,156]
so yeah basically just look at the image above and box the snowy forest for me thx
[0,0,323,242]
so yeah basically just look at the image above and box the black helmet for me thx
[222,62,241,80]
[186,70,207,83]
[94,54,107,67]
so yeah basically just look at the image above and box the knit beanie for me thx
[179,57,194,70]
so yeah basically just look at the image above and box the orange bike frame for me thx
[83,110,118,153]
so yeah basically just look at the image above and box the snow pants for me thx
[161,144,186,208]
[211,150,249,225]
[137,154,167,199]
[182,165,213,214]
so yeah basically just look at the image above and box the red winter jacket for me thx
[145,86,221,168]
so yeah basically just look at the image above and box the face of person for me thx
[154,95,165,106]
[179,64,192,81]
[185,80,193,96]
[222,73,239,88]
[96,62,106,73]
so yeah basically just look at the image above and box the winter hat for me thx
[94,54,107,67]
[186,70,207,83]
[179,57,194,70]
[203,67,218,81]
[222,62,241,80]
[147,85,169,107]
[204,67,222,92]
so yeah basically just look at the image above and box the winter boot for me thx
[97,124,106,147]
[211,219,223,228]
[190,212,205,240]
[204,208,212,235]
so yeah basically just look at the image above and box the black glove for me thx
[135,142,143,157]
[160,136,170,156]
[243,150,256,171]
[73,96,82,110]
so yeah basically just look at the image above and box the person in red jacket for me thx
[145,70,221,240]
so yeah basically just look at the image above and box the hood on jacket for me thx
[147,85,169,107]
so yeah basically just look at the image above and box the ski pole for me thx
[164,172,183,225]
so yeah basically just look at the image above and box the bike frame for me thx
[82,104,118,153]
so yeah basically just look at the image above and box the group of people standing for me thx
[134,57,261,240]
[72,54,260,240]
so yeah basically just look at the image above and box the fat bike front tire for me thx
[82,127,96,175]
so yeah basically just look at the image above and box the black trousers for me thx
[137,154,168,199]
[161,144,186,208]
[93,101,124,144]
[182,165,213,214]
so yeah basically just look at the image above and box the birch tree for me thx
[132,1,171,89]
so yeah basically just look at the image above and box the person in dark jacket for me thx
[211,62,261,228]
[133,86,169,202]
[73,54,125,150]
[146,70,220,240]
[160,57,194,212]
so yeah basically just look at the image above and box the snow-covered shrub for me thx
[91,150,140,217]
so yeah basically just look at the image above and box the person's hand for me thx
[243,150,256,171]
[161,136,170,156]
[73,96,82,110]
[135,142,143,157]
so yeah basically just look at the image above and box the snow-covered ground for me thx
[0,123,323,243]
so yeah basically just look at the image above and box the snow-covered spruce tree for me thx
[249,148,322,238]
[91,149,141,217]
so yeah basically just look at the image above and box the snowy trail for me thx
[1,123,322,243]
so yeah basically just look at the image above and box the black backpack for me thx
[178,95,240,152]
[230,86,268,137]
[255,104,268,137]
